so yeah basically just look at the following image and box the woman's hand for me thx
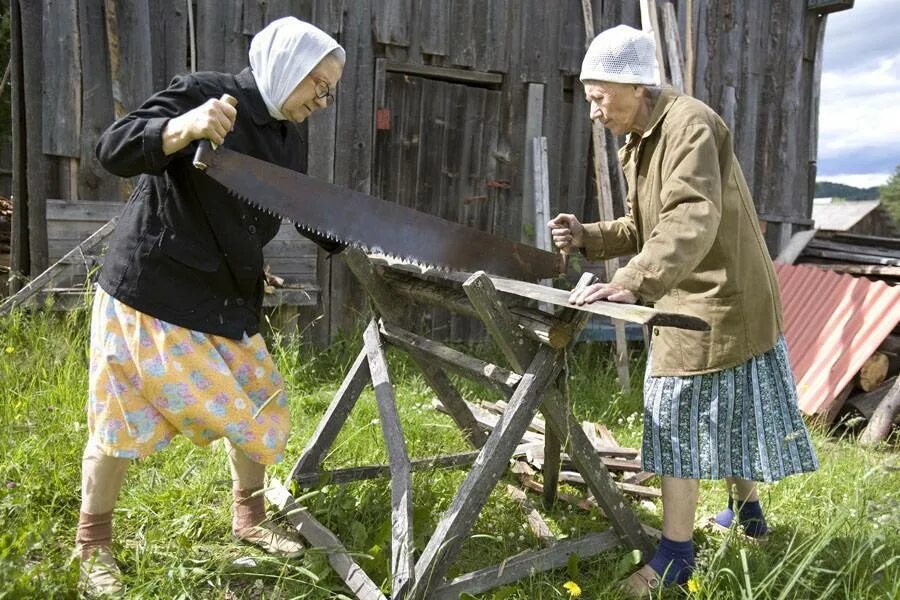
[547,213,585,254]
[569,282,638,305]
[162,96,238,155]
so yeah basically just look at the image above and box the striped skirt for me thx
[642,335,818,482]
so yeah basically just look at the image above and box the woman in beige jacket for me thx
[548,25,817,597]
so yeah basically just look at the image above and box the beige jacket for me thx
[582,88,783,376]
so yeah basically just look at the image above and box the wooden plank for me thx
[419,365,489,449]
[540,387,654,555]
[409,345,568,600]
[266,484,388,600]
[363,321,414,598]
[775,229,817,265]
[801,248,900,267]
[150,0,188,89]
[112,0,154,112]
[42,0,81,158]
[417,1,449,56]
[196,0,245,73]
[77,0,121,203]
[488,277,709,330]
[20,1,48,273]
[806,238,900,261]
[478,0,510,72]
[379,321,520,395]
[448,0,475,68]
[434,401,544,446]
[289,348,370,482]
[521,84,544,243]
[463,271,535,374]
[505,485,555,544]
[0,218,118,316]
[242,0,266,35]
[374,0,410,46]
[431,530,621,600]
[661,1,685,93]
[292,452,481,487]
[807,264,900,278]
[384,62,503,86]
[10,0,28,292]
[542,419,561,510]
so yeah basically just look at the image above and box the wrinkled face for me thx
[280,57,344,123]
[583,81,644,135]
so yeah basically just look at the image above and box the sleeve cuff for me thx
[581,222,606,261]
[142,117,172,173]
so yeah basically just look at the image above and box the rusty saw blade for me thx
[193,142,564,281]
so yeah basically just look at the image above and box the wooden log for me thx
[859,353,890,392]
[291,452,482,488]
[363,321,415,597]
[409,346,568,599]
[542,421,561,510]
[430,530,621,600]
[860,376,900,444]
[289,348,370,483]
[379,321,521,396]
[266,484,388,600]
[845,377,898,421]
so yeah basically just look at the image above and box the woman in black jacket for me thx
[75,17,344,597]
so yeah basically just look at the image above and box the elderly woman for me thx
[75,17,344,596]
[548,25,818,596]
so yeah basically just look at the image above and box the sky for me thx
[817,0,900,188]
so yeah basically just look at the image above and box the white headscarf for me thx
[249,17,345,121]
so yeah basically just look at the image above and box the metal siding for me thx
[775,263,900,419]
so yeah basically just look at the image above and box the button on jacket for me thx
[96,68,335,339]
[582,88,784,376]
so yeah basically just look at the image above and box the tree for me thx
[880,165,900,225]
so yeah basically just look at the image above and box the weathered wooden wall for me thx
[9,0,831,341]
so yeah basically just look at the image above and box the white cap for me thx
[580,25,661,86]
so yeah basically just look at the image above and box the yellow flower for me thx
[562,581,582,597]
[687,577,701,593]
[4,346,13,354]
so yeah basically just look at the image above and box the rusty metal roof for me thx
[775,263,900,420]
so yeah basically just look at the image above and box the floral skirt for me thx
[642,335,818,482]
[87,287,290,464]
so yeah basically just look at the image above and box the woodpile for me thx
[432,399,662,511]
[840,332,900,444]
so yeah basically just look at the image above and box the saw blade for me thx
[193,143,564,281]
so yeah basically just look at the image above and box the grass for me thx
[1,303,898,599]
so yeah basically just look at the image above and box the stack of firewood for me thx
[840,331,900,444]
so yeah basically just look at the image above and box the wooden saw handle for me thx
[192,93,239,170]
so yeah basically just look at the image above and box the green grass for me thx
[1,305,898,599]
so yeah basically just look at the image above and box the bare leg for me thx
[725,477,759,503]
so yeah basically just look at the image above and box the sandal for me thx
[78,545,124,598]
[620,564,662,599]
[234,521,304,558]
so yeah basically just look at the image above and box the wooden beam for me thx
[385,61,503,86]
[289,348,370,483]
[0,218,117,316]
[266,484,387,600]
[859,376,900,445]
[463,271,536,374]
[291,452,482,488]
[409,346,567,599]
[379,320,521,395]
[363,321,414,597]
[661,1,685,93]
[431,530,621,600]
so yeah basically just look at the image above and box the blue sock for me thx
[647,536,694,585]
[736,499,768,538]
[714,496,735,528]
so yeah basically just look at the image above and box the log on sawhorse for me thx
[272,248,707,599]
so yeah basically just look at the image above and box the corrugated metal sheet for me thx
[775,263,900,420]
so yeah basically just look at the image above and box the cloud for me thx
[817,0,900,180]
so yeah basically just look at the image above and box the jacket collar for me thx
[625,86,679,148]
[235,68,277,126]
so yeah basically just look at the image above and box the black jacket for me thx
[96,68,338,339]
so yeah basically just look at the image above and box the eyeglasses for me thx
[314,80,335,107]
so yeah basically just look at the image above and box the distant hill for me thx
[815,181,881,201]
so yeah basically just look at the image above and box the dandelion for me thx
[687,577,701,593]
[562,581,582,597]
[4,346,13,354]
